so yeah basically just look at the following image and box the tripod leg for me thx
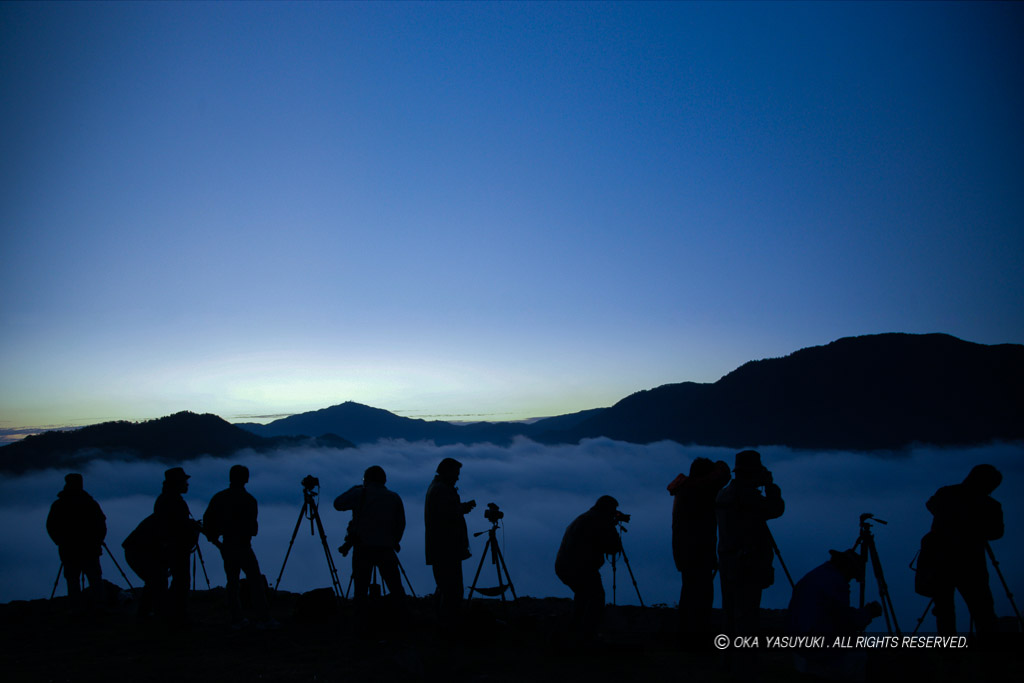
[51,563,63,600]
[619,547,644,607]
[493,545,517,601]
[867,540,900,635]
[102,542,134,590]
[274,501,309,592]
[396,556,417,598]
[194,542,211,590]
[768,532,795,589]
[912,599,934,635]
[987,542,1024,630]
[310,501,343,599]
[467,536,491,600]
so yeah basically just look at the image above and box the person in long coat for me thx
[424,457,476,628]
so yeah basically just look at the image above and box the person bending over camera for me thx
[555,495,623,642]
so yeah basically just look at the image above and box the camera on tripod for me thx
[484,502,503,524]
[301,474,319,492]
[614,510,631,524]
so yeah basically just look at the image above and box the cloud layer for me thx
[2,439,1021,633]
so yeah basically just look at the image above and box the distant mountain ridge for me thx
[237,333,1023,451]
[3,333,1022,473]
[551,333,1024,450]
[236,402,603,446]
[0,411,354,474]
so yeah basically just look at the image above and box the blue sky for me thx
[2,1,1023,430]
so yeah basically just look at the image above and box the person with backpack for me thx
[204,464,272,628]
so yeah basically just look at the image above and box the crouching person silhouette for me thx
[555,495,622,643]
[788,549,882,682]
[47,473,107,615]
[334,465,407,618]
[203,464,274,629]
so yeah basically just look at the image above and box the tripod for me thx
[467,518,517,602]
[275,476,343,599]
[191,538,211,591]
[608,521,643,606]
[853,513,900,635]
[344,551,418,598]
[912,541,1024,634]
[50,542,135,599]
[768,529,795,589]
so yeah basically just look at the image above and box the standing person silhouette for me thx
[334,465,407,609]
[924,463,1004,638]
[154,467,200,626]
[203,464,273,628]
[424,457,476,632]
[47,473,107,614]
[667,457,731,648]
[716,450,784,675]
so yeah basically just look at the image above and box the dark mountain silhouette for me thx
[237,402,604,446]
[0,411,354,474]
[546,333,1024,450]
[4,333,1021,472]
[239,334,1023,451]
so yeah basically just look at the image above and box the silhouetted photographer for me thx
[123,467,200,625]
[555,495,622,642]
[716,450,784,674]
[789,549,882,681]
[46,473,107,614]
[917,463,1004,638]
[203,464,273,628]
[667,457,731,645]
[425,457,476,632]
[334,465,407,608]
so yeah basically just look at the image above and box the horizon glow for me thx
[2,2,1023,431]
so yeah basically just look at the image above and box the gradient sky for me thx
[2,2,1023,430]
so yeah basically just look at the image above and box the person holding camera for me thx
[667,457,731,646]
[424,457,476,629]
[555,495,623,642]
[789,548,882,680]
[334,466,407,607]
[922,463,1003,638]
[715,451,785,642]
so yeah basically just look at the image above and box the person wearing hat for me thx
[715,450,785,649]
[46,473,107,613]
[555,495,623,642]
[153,466,200,624]
[334,465,407,609]
[788,549,882,680]
[424,457,476,630]
[204,464,273,627]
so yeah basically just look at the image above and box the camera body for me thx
[484,502,504,524]
[614,510,631,524]
[301,474,319,492]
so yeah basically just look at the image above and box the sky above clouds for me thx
[2,2,1023,428]
[2,441,1021,633]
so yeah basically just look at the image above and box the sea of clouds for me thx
[2,438,1021,633]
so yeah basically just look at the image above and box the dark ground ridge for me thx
[1,586,1021,682]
